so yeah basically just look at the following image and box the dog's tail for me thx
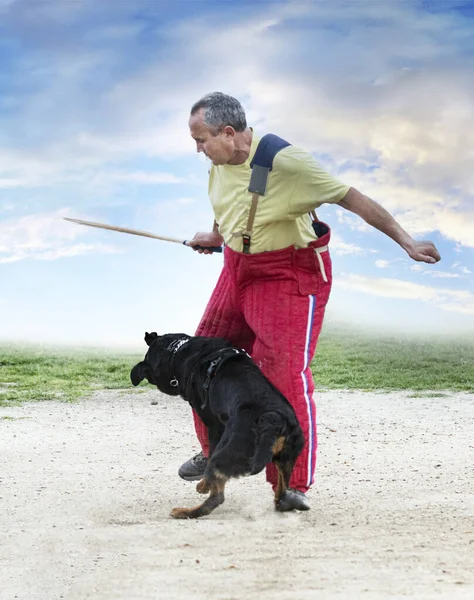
[249,412,287,475]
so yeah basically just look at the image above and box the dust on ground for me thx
[1,389,473,600]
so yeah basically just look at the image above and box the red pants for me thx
[193,226,332,492]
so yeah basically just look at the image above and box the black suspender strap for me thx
[240,134,291,254]
[234,134,323,252]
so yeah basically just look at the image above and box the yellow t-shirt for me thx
[209,132,350,253]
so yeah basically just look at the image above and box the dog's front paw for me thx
[170,507,194,519]
[196,478,210,494]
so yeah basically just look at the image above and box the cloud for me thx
[336,273,474,315]
[1,0,473,252]
[409,262,472,279]
[1,1,474,346]
[375,260,390,268]
[0,160,185,189]
[91,171,184,186]
[0,242,119,264]
[439,302,474,316]
[0,209,121,263]
[329,232,365,256]
[433,208,474,249]
[84,24,144,41]
[424,271,461,279]
[237,7,474,249]
[453,262,472,275]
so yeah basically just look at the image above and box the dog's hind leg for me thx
[170,471,228,519]
[272,436,309,511]
[273,459,294,505]
[271,436,292,501]
[271,422,309,512]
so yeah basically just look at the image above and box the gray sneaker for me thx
[178,451,208,481]
[275,488,310,512]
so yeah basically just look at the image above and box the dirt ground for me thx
[1,389,473,600]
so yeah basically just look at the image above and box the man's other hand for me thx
[405,240,441,264]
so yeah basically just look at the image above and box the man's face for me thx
[188,109,235,165]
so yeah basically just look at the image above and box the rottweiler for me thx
[131,332,307,519]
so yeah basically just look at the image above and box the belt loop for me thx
[314,245,329,283]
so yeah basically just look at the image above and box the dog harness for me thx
[167,337,190,388]
[167,337,190,355]
[166,337,249,408]
[200,347,250,409]
[233,133,324,254]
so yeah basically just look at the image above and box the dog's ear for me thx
[144,331,158,346]
[130,361,147,386]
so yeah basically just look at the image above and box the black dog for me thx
[130,332,307,519]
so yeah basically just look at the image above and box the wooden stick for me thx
[63,217,223,252]
[64,217,185,244]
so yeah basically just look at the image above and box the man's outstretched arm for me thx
[338,187,441,264]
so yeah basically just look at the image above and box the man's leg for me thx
[178,264,255,480]
[243,276,329,495]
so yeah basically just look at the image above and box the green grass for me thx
[0,345,142,406]
[1,331,473,406]
[313,330,474,392]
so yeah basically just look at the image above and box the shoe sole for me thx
[178,470,206,482]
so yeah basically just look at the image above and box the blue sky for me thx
[1,0,473,348]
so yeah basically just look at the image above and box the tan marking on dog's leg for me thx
[272,435,286,455]
[274,457,297,507]
[196,478,210,494]
[273,463,286,503]
[171,473,228,519]
[272,436,288,503]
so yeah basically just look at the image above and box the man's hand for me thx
[404,240,441,264]
[187,231,224,254]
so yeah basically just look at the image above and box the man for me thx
[180,92,440,510]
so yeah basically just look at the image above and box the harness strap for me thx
[166,337,190,387]
[201,348,250,409]
[167,337,190,354]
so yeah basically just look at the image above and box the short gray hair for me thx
[190,92,247,135]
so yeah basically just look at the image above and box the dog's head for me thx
[130,331,190,396]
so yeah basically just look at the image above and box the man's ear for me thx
[130,362,147,386]
[144,332,158,346]
[223,125,236,139]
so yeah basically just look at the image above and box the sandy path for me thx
[1,389,473,600]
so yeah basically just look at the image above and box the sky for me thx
[1,0,473,348]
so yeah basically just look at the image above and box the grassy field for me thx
[0,346,140,406]
[314,330,473,392]
[1,331,473,406]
